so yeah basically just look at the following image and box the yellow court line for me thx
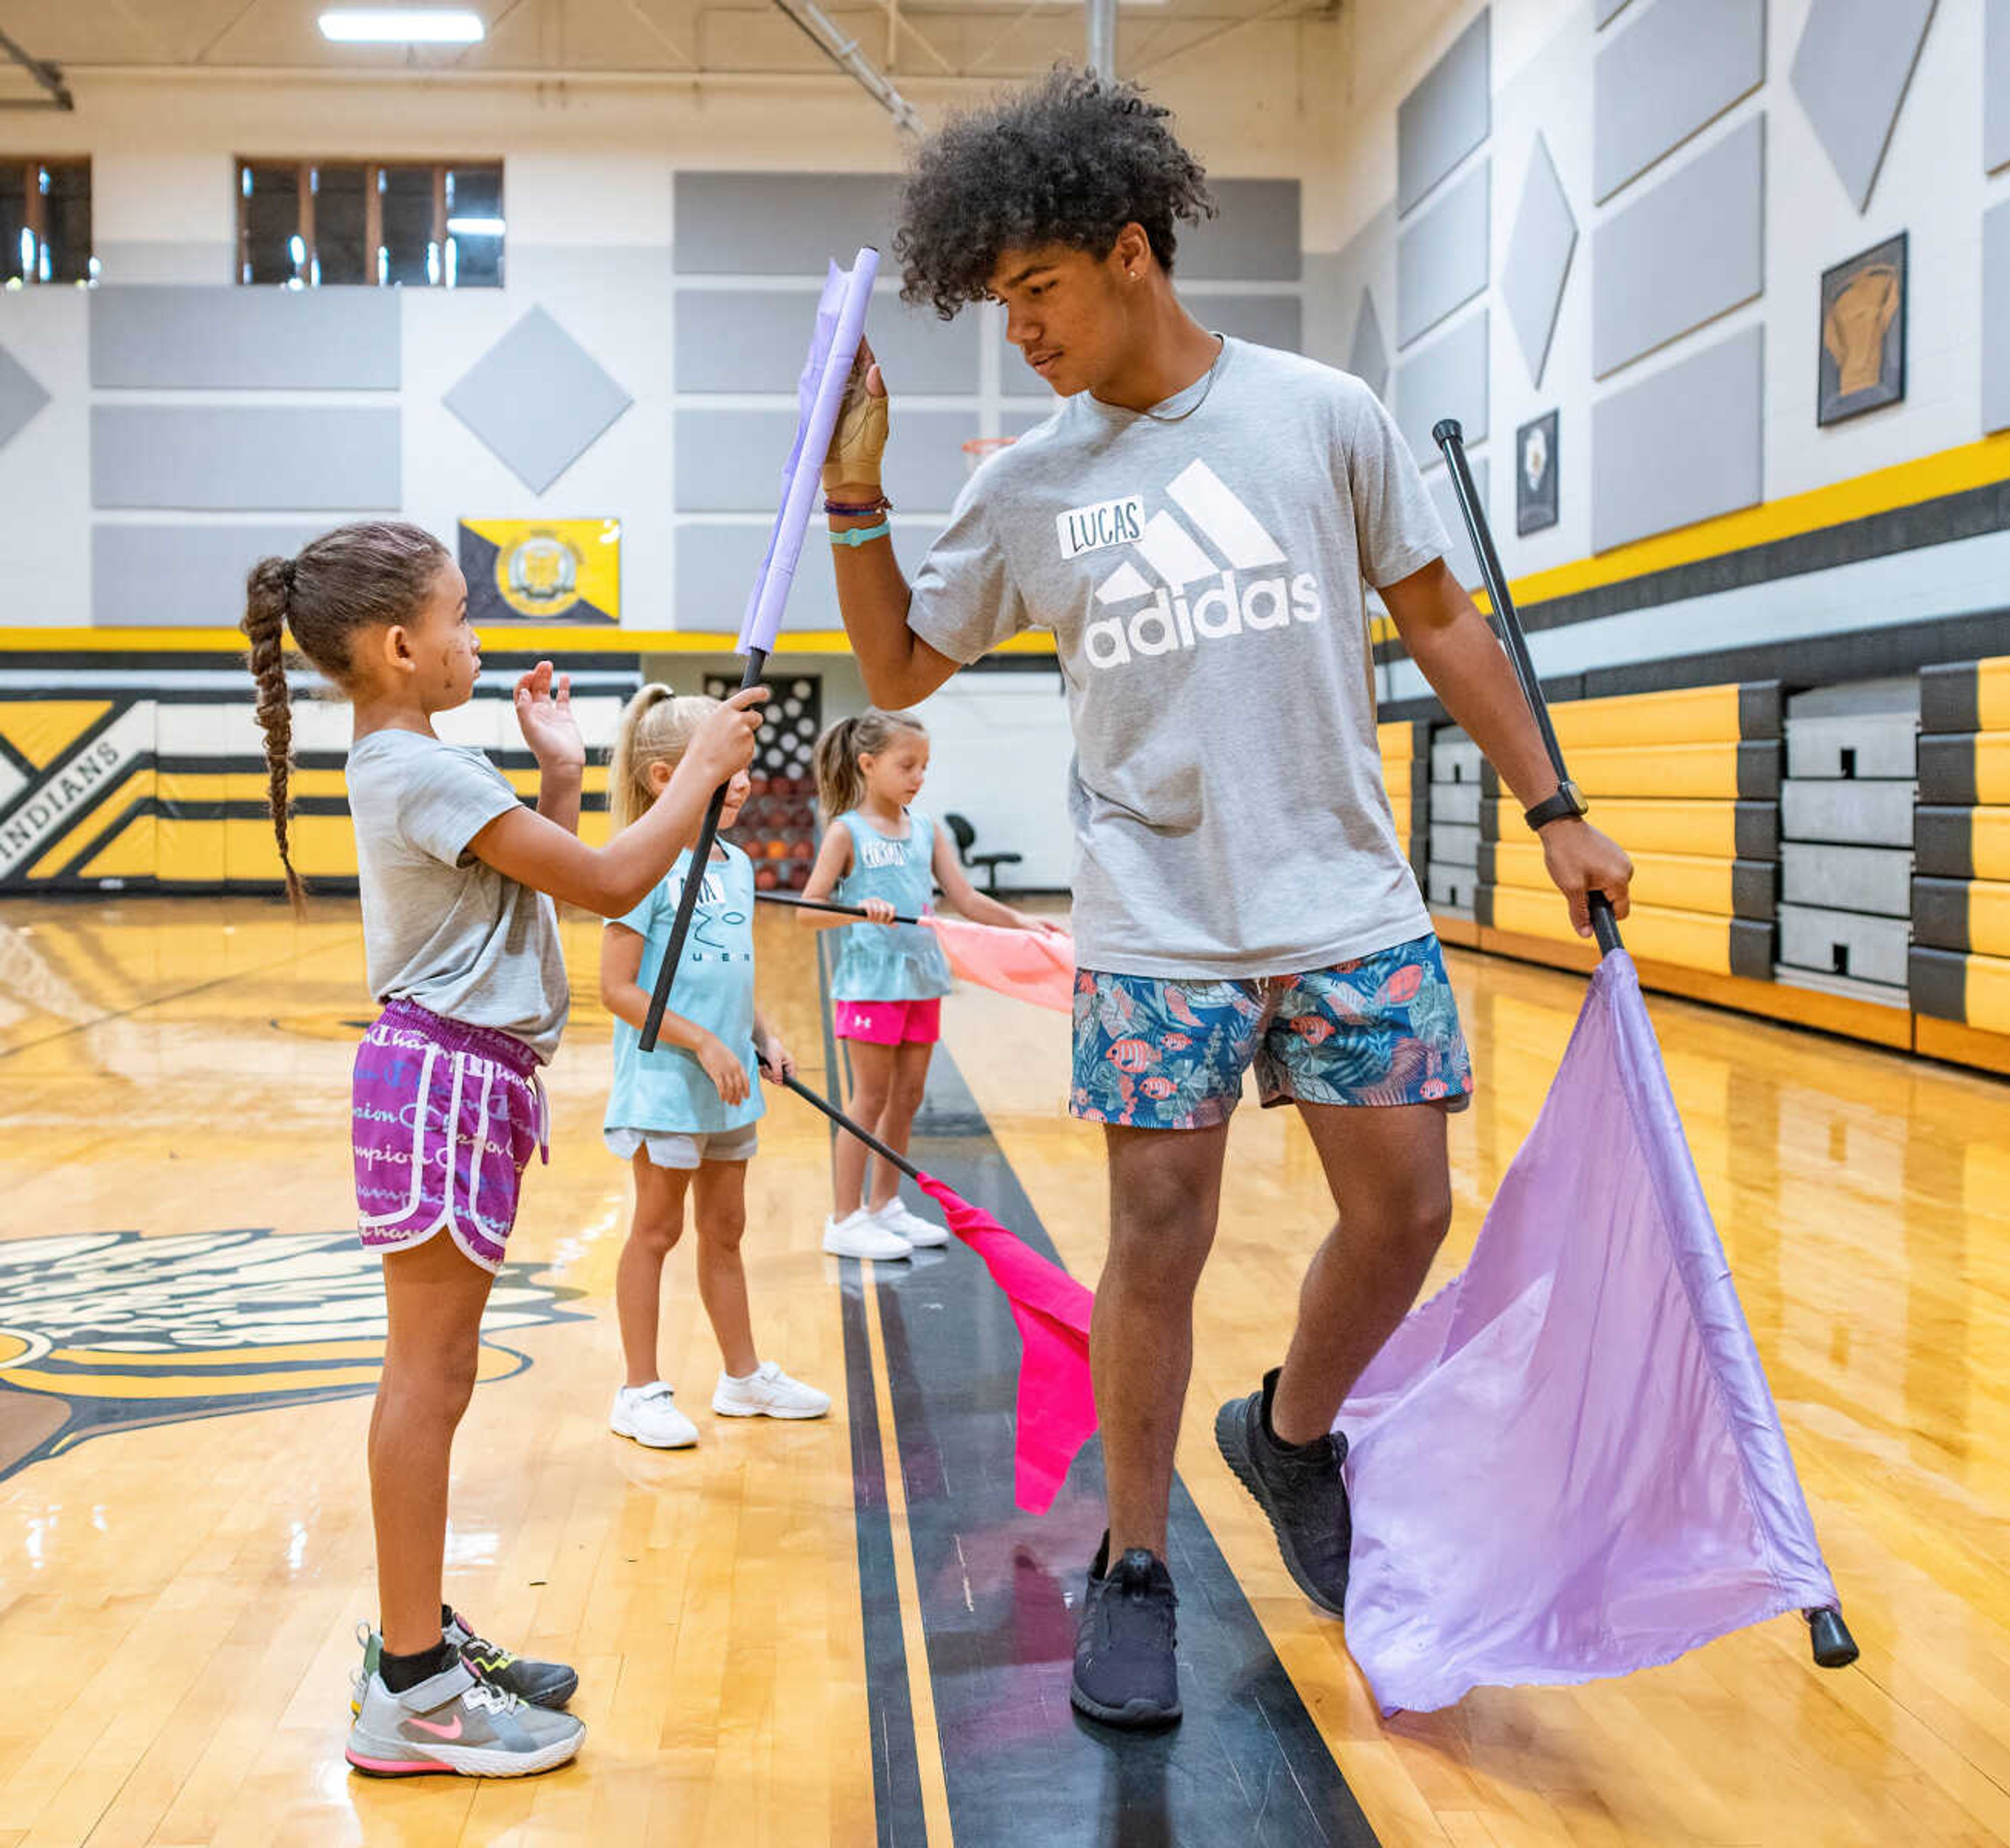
[862,1264,957,1847]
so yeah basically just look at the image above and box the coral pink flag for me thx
[917,1173,1096,1514]
[925,916,1076,1014]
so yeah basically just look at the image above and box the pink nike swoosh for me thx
[408,1712,464,1740]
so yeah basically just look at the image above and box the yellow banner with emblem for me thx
[459,518,620,624]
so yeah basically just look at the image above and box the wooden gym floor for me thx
[0,894,2006,1846]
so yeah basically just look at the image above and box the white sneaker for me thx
[872,1200,950,1248]
[712,1361,832,1420]
[609,1382,699,1449]
[822,1207,913,1260]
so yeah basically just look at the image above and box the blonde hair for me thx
[813,708,927,818]
[606,684,721,833]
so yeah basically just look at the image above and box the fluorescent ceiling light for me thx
[319,10,486,44]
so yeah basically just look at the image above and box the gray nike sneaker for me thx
[345,1661,584,1778]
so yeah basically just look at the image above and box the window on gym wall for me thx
[1,160,93,288]
[236,160,504,288]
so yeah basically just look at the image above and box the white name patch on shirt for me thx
[1056,495,1146,561]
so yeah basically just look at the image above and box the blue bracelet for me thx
[830,519,892,548]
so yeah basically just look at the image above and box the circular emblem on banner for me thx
[497,529,583,617]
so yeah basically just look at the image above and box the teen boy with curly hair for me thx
[822,68,1633,1727]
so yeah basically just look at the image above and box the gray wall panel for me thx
[91,406,401,511]
[90,286,401,389]
[1427,455,1489,587]
[1349,289,1390,395]
[676,289,980,394]
[1177,179,1302,281]
[1987,200,2010,434]
[1398,9,1491,215]
[676,407,972,514]
[1593,0,1765,201]
[92,522,329,626]
[0,347,49,453]
[1592,114,1765,377]
[1991,0,2010,173]
[1190,292,1302,351]
[1789,0,1937,211]
[1596,0,1635,23]
[1396,160,1490,347]
[1395,308,1489,463]
[96,240,235,285]
[676,521,843,633]
[674,173,900,274]
[1591,325,1762,552]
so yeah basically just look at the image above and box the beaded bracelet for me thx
[824,494,892,517]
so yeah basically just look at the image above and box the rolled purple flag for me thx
[1338,950,1839,1713]
[737,247,879,655]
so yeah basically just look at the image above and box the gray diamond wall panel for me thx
[1592,115,1765,378]
[90,406,401,511]
[1592,0,1766,201]
[90,286,400,390]
[1789,0,1937,210]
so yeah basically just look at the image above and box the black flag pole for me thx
[639,650,767,1052]
[1431,418,1622,958]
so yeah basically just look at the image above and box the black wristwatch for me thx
[1523,779,1589,832]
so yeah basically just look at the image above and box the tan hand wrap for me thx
[822,353,888,493]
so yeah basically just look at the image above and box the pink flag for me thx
[916,1172,1096,1514]
[1338,951,1839,1713]
[925,916,1076,1014]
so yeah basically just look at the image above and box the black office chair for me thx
[944,812,1022,895]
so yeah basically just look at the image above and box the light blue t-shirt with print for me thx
[605,844,764,1136]
[830,810,954,1003]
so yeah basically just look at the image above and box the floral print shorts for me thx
[1070,932,1473,1130]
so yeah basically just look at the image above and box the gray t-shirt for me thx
[908,338,1448,979]
[345,729,570,1062]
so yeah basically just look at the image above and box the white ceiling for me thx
[0,0,1337,85]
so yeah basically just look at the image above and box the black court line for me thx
[874,1047,1382,1848]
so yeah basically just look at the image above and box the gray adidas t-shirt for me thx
[908,338,1448,979]
[345,729,570,1062]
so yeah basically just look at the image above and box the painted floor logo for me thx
[0,1228,586,1480]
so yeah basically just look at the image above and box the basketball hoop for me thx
[962,436,1018,477]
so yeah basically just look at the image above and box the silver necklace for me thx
[1140,337,1226,423]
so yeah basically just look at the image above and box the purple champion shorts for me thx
[352,999,549,1274]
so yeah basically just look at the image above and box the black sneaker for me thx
[1069,1534,1181,1729]
[446,1609,579,1710]
[1215,1368,1351,1616]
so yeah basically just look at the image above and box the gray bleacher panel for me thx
[1780,778,1915,846]
[1428,865,1478,913]
[1784,677,1920,779]
[1777,903,1911,988]
[1431,734,1483,785]
[1432,781,1483,826]
[1430,821,1480,868]
[1780,842,1914,917]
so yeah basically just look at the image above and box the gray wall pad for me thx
[1908,944,1968,1020]
[677,289,979,396]
[1789,0,1938,211]
[91,406,401,511]
[1990,0,2010,173]
[443,307,633,497]
[93,522,331,626]
[1396,308,1489,463]
[1502,135,1578,386]
[1398,9,1492,216]
[1785,716,1918,779]
[1397,160,1490,348]
[675,406,972,515]
[675,519,855,632]
[91,286,400,390]
[1593,0,1766,202]
[1919,734,1983,804]
[1349,289,1390,397]
[1589,324,1762,553]
[0,346,51,453]
[674,173,901,274]
[1778,902,1911,985]
[1782,778,1915,846]
[1914,807,1974,879]
[1779,841,1914,916]
[1986,201,2010,435]
[1176,180,1304,282]
[1592,115,1765,378]
[1427,455,1490,587]
[1912,877,1972,951]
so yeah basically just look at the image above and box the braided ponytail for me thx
[243,555,302,908]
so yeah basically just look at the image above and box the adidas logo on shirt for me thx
[1061,460,1324,671]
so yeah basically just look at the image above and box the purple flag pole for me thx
[640,247,878,1052]
[1391,421,1857,1687]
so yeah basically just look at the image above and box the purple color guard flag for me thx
[1337,950,1840,1714]
[738,248,879,656]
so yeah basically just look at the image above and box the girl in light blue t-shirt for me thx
[798,709,1054,1261]
[600,687,830,1450]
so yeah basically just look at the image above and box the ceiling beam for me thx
[770,0,923,132]
[0,25,74,110]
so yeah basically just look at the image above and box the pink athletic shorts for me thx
[833,998,942,1046]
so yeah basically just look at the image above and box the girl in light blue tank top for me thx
[800,709,1056,1256]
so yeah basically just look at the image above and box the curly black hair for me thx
[895,66,1215,320]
